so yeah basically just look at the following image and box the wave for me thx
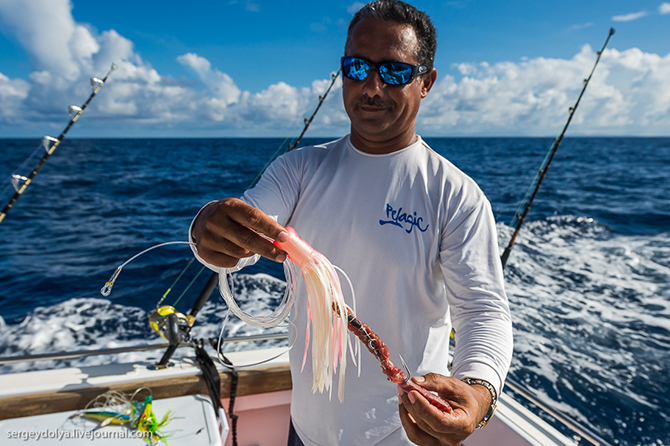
[0,273,290,374]
[1,214,668,443]
[500,216,670,442]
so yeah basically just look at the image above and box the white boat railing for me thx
[0,332,613,446]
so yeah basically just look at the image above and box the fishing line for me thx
[172,264,206,308]
[213,305,297,371]
[156,258,195,308]
[101,241,196,297]
[101,235,363,376]
[212,259,298,368]
[217,261,298,329]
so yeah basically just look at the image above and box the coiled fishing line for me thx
[217,260,298,328]
[213,260,299,369]
[214,257,360,379]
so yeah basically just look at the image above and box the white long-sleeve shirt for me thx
[191,135,513,445]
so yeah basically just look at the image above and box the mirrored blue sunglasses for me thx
[341,57,428,86]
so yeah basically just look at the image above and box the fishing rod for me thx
[287,69,341,151]
[500,28,615,269]
[246,69,341,190]
[151,67,341,367]
[0,63,117,225]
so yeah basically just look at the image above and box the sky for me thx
[0,0,669,138]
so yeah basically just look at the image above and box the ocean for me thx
[0,137,668,445]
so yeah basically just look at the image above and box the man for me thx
[191,1,513,445]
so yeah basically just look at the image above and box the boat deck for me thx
[0,348,576,445]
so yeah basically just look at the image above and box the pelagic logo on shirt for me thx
[379,203,429,234]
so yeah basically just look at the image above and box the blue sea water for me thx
[0,137,669,445]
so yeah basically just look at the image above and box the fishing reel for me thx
[148,272,219,370]
[149,305,194,346]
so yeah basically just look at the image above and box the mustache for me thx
[353,95,395,109]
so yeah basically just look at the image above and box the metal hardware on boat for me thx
[147,361,175,371]
[10,175,28,193]
[42,136,58,152]
[90,77,104,89]
[68,105,82,119]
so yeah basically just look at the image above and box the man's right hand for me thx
[191,197,289,268]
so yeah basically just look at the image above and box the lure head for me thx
[273,226,315,267]
[149,306,189,345]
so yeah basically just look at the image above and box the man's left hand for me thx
[397,374,492,446]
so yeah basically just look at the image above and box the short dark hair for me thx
[345,0,437,70]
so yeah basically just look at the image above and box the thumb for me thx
[413,373,459,396]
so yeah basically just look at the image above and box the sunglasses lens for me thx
[343,58,370,81]
[379,62,413,85]
[342,58,421,85]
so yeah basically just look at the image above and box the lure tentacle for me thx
[275,226,451,412]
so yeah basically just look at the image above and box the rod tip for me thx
[609,27,615,36]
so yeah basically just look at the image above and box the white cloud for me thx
[418,45,670,136]
[310,17,333,33]
[0,0,99,81]
[177,52,241,105]
[612,11,649,22]
[660,3,670,14]
[173,53,345,131]
[0,0,669,137]
[245,2,260,12]
[0,73,30,120]
[347,2,365,15]
[569,22,594,31]
[0,0,347,136]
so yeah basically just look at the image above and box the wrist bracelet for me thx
[462,378,498,429]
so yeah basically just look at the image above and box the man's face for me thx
[343,17,435,153]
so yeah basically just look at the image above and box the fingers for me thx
[397,375,477,446]
[415,374,458,395]
[399,386,455,434]
[224,198,289,244]
[398,400,440,446]
[193,198,289,267]
[196,233,259,268]
[415,375,488,429]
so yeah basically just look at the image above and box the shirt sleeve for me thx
[188,150,304,271]
[439,189,513,397]
[242,150,304,226]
